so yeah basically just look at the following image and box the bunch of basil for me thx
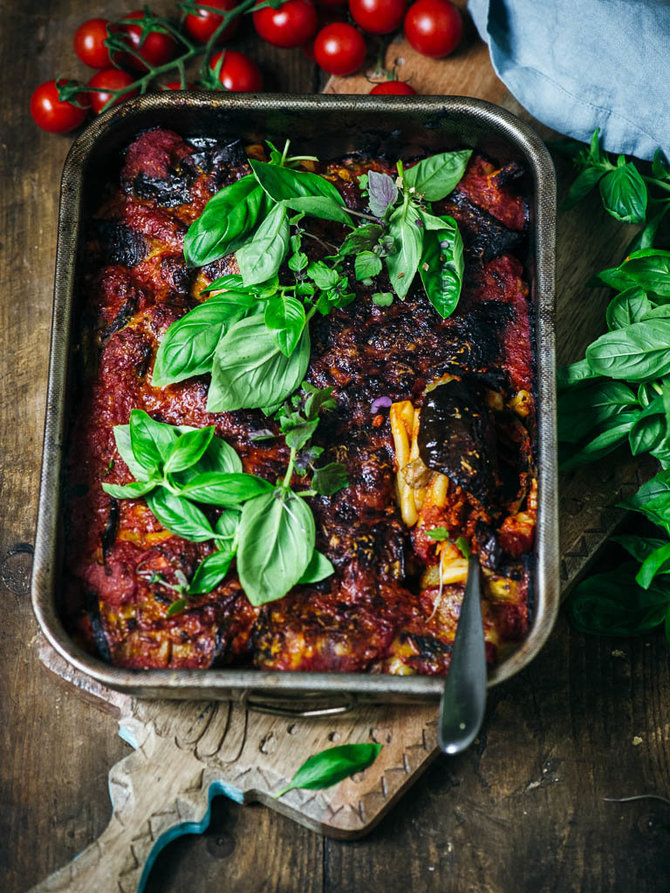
[556,131,670,643]
[154,144,470,414]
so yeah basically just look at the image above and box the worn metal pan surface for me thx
[32,93,558,712]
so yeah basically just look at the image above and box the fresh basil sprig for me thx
[274,743,382,799]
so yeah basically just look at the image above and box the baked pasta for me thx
[64,127,536,674]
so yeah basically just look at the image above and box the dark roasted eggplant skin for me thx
[418,379,500,506]
[64,129,534,675]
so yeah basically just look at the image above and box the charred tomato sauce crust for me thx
[64,128,536,674]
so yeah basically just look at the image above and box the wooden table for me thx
[2,2,669,891]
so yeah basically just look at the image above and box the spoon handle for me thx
[438,554,487,755]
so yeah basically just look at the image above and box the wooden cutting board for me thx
[32,14,655,893]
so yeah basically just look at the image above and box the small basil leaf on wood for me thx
[152,293,258,387]
[557,380,638,444]
[620,471,670,512]
[164,427,214,474]
[585,320,670,381]
[386,204,423,299]
[274,743,382,798]
[180,472,274,505]
[188,547,235,594]
[146,488,215,542]
[102,479,157,499]
[559,411,639,470]
[237,490,316,605]
[636,543,670,590]
[264,295,306,357]
[312,462,349,496]
[567,563,670,636]
[208,315,310,413]
[599,160,648,224]
[556,358,602,389]
[605,287,652,330]
[236,202,290,286]
[184,176,266,267]
[560,166,607,211]
[403,150,472,200]
[130,409,179,471]
[419,214,464,318]
[611,534,668,564]
[354,251,382,281]
[297,550,335,584]
[367,171,398,218]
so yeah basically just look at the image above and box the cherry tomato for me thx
[209,50,263,92]
[30,80,90,133]
[183,0,239,44]
[369,80,416,94]
[313,23,366,75]
[315,0,347,5]
[161,80,195,90]
[87,69,139,115]
[253,0,318,48]
[349,0,406,35]
[111,10,178,72]
[404,0,462,58]
[73,18,113,68]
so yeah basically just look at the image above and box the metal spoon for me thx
[438,554,487,755]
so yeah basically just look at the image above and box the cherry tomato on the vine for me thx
[404,0,462,58]
[313,23,366,75]
[183,0,240,44]
[30,80,90,133]
[161,80,196,90]
[315,0,347,6]
[369,80,416,94]
[111,10,178,72]
[73,18,113,68]
[253,0,318,49]
[349,0,406,35]
[209,50,264,92]
[87,69,139,114]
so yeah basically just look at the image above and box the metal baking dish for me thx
[32,93,558,714]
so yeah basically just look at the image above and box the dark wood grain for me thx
[2,2,669,892]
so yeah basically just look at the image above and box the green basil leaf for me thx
[596,265,637,292]
[181,471,274,505]
[274,743,382,798]
[354,250,383,281]
[652,149,670,180]
[249,159,346,208]
[418,214,464,318]
[114,425,152,480]
[567,563,670,637]
[264,294,306,357]
[129,409,179,472]
[215,509,241,540]
[371,291,394,307]
[208,315,310,412]
[556,358,602,389]
[236,202,290,287]
[339,224,383,256]
[611,534,668,564]
[184,176,266,267]
[403,149,472,201]
[599,162,647,224]
[281,417,318,451]
[620,471,670,511]
[312,462,349,496]
[426,526,450,541]
[633,492,670,532]
[605,287,652,330]
[636,543,670,590]
[628,395,668,455]
[188,548,235,595]
[561,166,606,211]
[621,250,670,297]
[166,597,188,618]
[164,426,214,474]
[102,479,158,499]
[306,260,340,290]
[385,204,422,299]
[146,488,215,542]
[297,549,335,584]
[152,293,258,387]
[585,320,670,381]
[559,411,639,470]
[237,490,316,606]
[367,170,398,218]
[557,380,638,444]
[302,383,336,420]
[283,195,352,225]
[627,205,670,254]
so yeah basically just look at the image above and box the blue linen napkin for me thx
[468,0,670,160]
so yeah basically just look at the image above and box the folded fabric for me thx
[468,0,670,160]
